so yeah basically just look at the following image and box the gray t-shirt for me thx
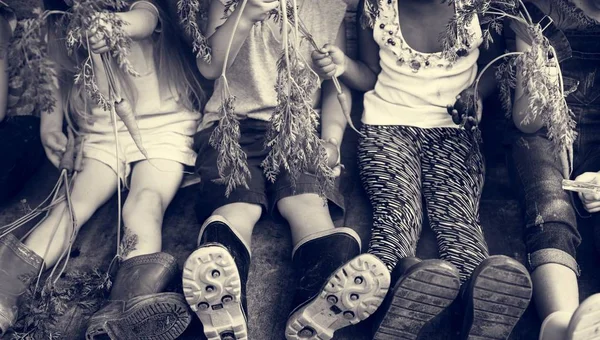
[200,0,348,130]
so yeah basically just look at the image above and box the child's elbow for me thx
[196,59,221,80]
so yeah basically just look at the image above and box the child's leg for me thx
[0,158,116,335]
[359,125,423,270]
[280,191,388,340]
[509,132,582,339]
[120,159,183,260]
[358,126,461,340]
[24,158,117,267]
[277,193,335,244]
[184,121,269,340]
[422,129,532,339]
[87,159,191,340]
[420,129,488,281]
[212,202,262,248]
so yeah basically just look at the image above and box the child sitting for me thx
[312,0,533,338]
[184,0,391,339]
[0,1,204,339]
[508,0,600,339]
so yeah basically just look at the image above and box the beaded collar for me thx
[373,0,481,72]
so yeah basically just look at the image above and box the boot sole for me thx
[86,293,191,340]
[373,260,461,340]
[182,245,247,340]
[568,294,600,340]
[285,253,390,340]
[464,257,532,340]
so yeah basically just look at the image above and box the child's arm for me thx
[312,9,380,92]
[88,1,160,54]
[40,76,67,168]
[512,35,546,133]
[0,14,10,123]
[320,22,350,176]
[197,0,279,80]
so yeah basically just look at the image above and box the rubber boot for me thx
[371,257,461,340]
[285,228,390,340]
[461,255,533,340]
[0,234,43,337]
[182,215,250,340]
[86,252,191,340]
[566,293,600,340]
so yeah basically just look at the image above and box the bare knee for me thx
[277,193,327,222]
[123,189,164,226]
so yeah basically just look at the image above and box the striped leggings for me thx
[359,125,489,283]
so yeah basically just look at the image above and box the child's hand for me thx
[41,130,68,168]
[311,44,346,80]
[447,87,482,131]
[324,138,343,178]
[244,0,280,23]
[86,13,112,54]
[574,172,600,213]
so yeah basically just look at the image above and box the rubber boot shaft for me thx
[291,228,361,311]
[87,252,190,340]
[0,234,43,336]
[197,218,251,314]
[109,252,178,301]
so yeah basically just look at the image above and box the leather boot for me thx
[372,257,461,340]
[182,215,250,340]
[86,252,190,340]
[285,228,390,340]
[461,255,532,340]
[0,234,43,337]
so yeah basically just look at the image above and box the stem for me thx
[220,0,249,88]
[110,103,123,259]
[517,0,532,23]
[473,51,523,103]
[281,0,291,81]
[291,0,299,50]
[485,10,529,25]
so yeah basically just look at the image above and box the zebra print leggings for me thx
[359,124,489,283]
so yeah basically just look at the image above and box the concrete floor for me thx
[2,94,599,340]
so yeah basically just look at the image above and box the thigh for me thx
[358,125,423,225]
[128,159,184,212]
[421,129,484,221]
[193,123,268,221]
[64,158,118,223]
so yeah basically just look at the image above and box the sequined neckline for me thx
[375,0,479,73]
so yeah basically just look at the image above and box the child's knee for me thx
[123,189,164,223]
[277,193,326,221]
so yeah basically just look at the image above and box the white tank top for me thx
[362,0,483,128]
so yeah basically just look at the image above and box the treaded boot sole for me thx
[182,245,247,340]
[373,260,461,340]
[568,294,600,340]
[285,253,390,340]
[465,258,532,340]
[87,293,191,340]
